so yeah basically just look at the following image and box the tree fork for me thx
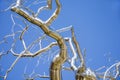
[11,0,67,80]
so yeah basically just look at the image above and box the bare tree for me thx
[0,0,120,80]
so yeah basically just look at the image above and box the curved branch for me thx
[11,1,67,80]
[4,52,24,80]
[45,0,61,26]
[71,27,85,68]
[103,62,120,80]
[12,42,58,57]
[35,0,52,17]
[55,26,85,68]
[66,37,77,70]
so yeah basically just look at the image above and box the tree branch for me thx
[103,62,120,80]
[35,0,52,17]
[11,1,67,80]
[4,52,24,80]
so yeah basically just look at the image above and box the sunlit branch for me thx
[0,51,7,59]
[83,48,86,62]
[11,14,27,39]
[11,42,58,57]
[25,26,74,54]
[33,73,50,79]
[75,68,96,80]
[25,74,49,80]
[56,25,85,68]
[0,30,21,57]
[1,0,119,80]
[71,27,85,68]
[35,0,61,27]
[103,62,120,80]
[97,74,115,80]
[20,26,28,40]
[65,37,77,70]
[27,26,73,51]
[0,3,15,12]
[35,0,52,17]
[11,14,16,39]
[33,0,47,5]
[4,52,24,80]
[34,56,41,70]
[16,0,23,7]
[114,63,120,78]
[0,30,21,45]
[56,25,73,32]
[38,40,42,50]
[5,27,72,56]
[95,66,106,72]
[27,0,47,8]
[22,39,27,49]
[22,7,35,16]
[62,66,73,71]
[22,26,72,53]
[9,0,115,80]
[96,72,115,80]
[31,41,57,57]
[20,26,29,49]
[27,34,46,51]
[11,37,69,58]
[24,65,28,77]
[45,0,61,27]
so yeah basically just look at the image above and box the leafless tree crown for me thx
[0,0,120,80]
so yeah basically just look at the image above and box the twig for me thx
[4,52,24,80]
[66,37,77,70]
[71,27,85,68]
[103,62,120,80]
[12,42,58,57]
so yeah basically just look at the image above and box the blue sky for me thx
[0,0,120,80]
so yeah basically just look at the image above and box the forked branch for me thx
[11,0,67,80]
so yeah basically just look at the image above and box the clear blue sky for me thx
[0,0,120,80]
